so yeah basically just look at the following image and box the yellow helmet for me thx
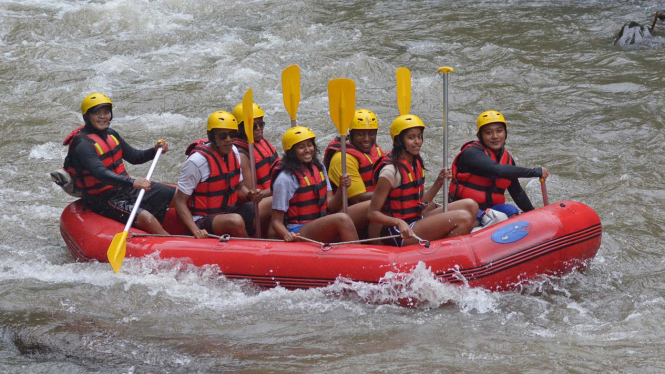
[81,93,113,115]
[282,126,316,151]
[390,114,425,139]
[207,111,238,132]
[232,102,266,124]
[477,110,507,132]
[349,109,379,131]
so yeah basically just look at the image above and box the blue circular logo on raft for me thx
[491,221,531,244]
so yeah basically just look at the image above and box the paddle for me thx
[327,78,356,214]
[438,67,454,212]
[540,178,549,206]
[281,65,301,127]
[242,88,262,238]
[107,144,163,273]
[396,67,411,115]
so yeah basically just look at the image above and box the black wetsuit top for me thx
[455,146,543,212]
[69,127,156,189]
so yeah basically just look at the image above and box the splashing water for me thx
[324,262,500,312]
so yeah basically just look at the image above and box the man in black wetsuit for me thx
[62,93,176,234]
[448,110,549,218]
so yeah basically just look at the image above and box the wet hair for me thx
[83,104,113,131]
[281,140,324,176]
[236,121,248,141]
[391,131,425,169]
[476,123,508,147]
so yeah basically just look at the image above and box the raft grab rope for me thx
[130,232,431,250]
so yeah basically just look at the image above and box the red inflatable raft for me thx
[60,200,602,291]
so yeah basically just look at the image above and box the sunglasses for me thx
[253,121,266,131]
[216,131,239,141]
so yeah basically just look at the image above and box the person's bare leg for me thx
[297,213,359,243]
[403,210,474,246]
[211,213,248,237]
[134,210,168,235]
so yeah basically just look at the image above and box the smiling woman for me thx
[367,114,478,247]
[269,126,360,243]
[448,110,548,218]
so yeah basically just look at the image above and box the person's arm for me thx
[324,164,350,213]
[74,138,135,188]
[174,158,207,239]
[422,168,447,205]
[174,190,208,238]
[327,152,342,190]
[271,209,299,242]
[328,153,368,202]
[367,175,414,239]
[237,184,263,205]
[343,154,370,203]
[112,130,157,165]
[237,149,263,204]
[238,150,270,197]
[349,191,373,205]
[460,147,543,179]
[327,180,354,213]
[270,173,298,241]
[507,179,536,212]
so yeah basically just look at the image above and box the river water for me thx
[2,0,665,372]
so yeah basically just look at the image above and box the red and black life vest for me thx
[234,137,280,190]
[185,139,241,217]
[449,140,514,208]
[372,152,425,222]
[63,126,127,195]
[323,137,384,192]
[270,161,328,225]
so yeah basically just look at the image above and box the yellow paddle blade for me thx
[328,78,356,136]
[396,67,411,115]
[107,231,129,274]
[281,65,300,121]
[242,88,254,143]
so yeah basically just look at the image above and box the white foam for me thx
[29,142,65,160]
[121,112,194,131]
[324,261,500,312]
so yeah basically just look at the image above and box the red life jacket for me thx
[270,161,328,225]
[323,137,384,192]
[372,152,425,222]
[63,126,127,195]
[185,139,241,217]
[234,137,280,190]
[449,140,514,208]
